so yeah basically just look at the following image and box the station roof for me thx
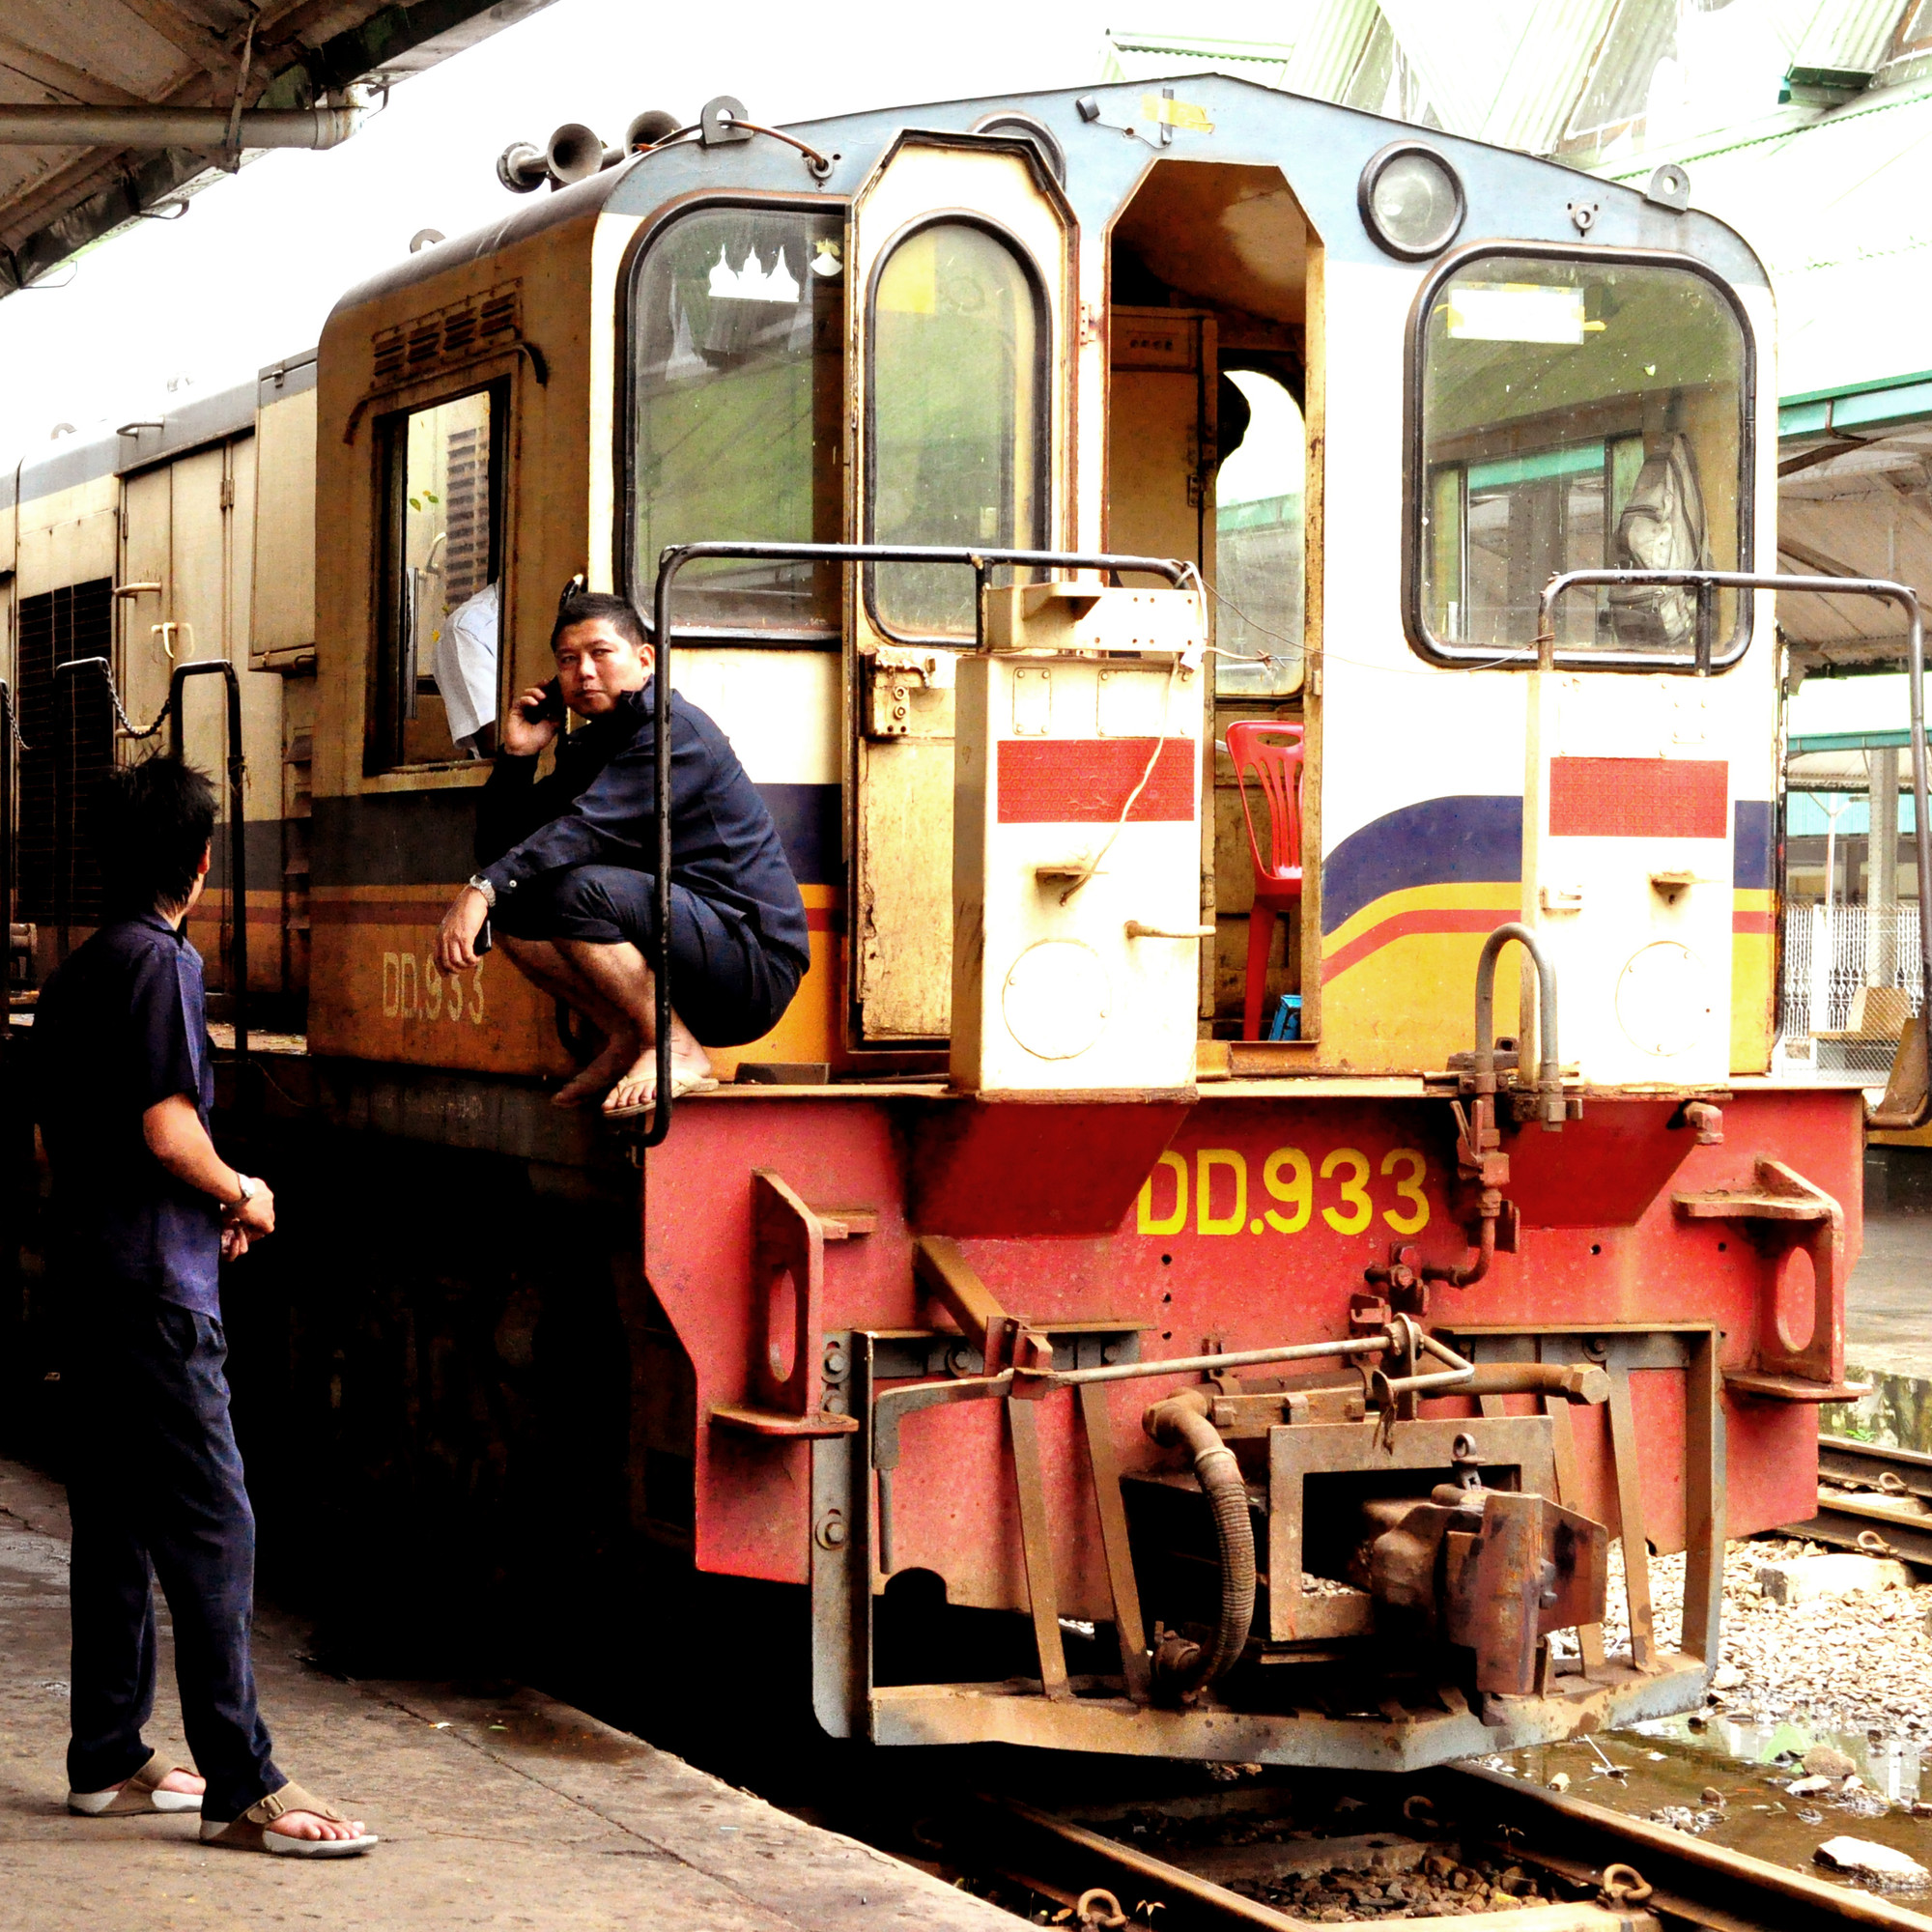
[0,0,557,297]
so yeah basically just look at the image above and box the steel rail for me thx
[940,1771,1931,1932]
[957,1791,1647,1932]
[1788,1433,1932,1571]
[641,542,1194,1149]
[1450,1763,1932,1932]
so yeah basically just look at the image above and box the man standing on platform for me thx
[34,756,376,1858]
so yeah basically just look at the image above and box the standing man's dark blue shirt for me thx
[33,915,222,1312]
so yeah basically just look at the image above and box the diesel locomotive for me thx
[6,71,1923,1768]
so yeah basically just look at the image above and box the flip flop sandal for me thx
[199,1780,378,1857]
[605,1073,719,1123]
[68,1748,203,1816]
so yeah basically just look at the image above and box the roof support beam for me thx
[0,32,148,107]
[109,0,237,80]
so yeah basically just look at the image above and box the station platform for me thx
[0,1459,1009,1932]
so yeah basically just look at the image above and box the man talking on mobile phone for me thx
[435,586,809,1120]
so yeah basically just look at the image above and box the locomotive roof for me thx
[326,71,1771,335]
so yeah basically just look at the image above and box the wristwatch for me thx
[231,1174,257,1208]
[467,872,497,908]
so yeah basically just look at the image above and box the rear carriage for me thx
[4,73,1898,1766]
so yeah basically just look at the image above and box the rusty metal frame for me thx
[813,1319,1723,1762]
[1444,1322,1726,1671]
[1264,1414,1559,1643]
[1674,1158,1850,1398]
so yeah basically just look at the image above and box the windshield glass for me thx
[631,206,844,635]
[1415,254,1747,665]
[869,221,1043,639]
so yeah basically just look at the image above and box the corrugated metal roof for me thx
[1790,0,1908,74]
[1603,71,1932,402]
[1102,6,1930,406]
[1101,30,1296,86]
[1280,0,1382,99]
[0,0,558,298]
[1379,0,1621,154]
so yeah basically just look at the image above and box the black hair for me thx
[91,755,216,916]
[550,588,649,655]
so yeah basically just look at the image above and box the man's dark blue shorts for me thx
[493,864,800,1047]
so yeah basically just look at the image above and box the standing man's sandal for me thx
[201,1781,378,1857]
[68,1748,202,1815]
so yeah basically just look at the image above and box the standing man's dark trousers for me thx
[63,1289,280,1818]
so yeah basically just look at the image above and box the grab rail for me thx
[49,657,248,1063]
[640,543,1195,1148]
[1541,569,1928,1128]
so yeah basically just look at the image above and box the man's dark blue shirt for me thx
[474,684,810,975]
[33,914,222,1313]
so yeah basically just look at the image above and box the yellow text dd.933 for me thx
[1138,1147,1431,1238]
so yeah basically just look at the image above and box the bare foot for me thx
[156,1769,205,1799]
[552,1029,638,1108]
[268,1806,370,1844]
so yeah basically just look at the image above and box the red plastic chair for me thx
[1225,721,1305,1040]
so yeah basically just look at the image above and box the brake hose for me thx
[1143,1390,1256,1698]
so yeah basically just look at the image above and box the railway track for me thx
[1788,1437,1932,1571]
[912,1764,1932,1931]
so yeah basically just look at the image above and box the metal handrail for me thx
[1541,568,1929,1127]
[49,657,248,1063]
[639,542,1195,1148]
[169,661,248,1065]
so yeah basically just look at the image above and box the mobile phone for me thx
[475,917,493,956]
[520,677,565,724]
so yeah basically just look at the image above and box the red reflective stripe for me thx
[1548,757,1727,838]
[996,738,1195,823]
[1321,903,1515,983]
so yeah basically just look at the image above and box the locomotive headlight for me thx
[1359,143,1464,260]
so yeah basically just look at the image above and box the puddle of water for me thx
[1508,1719,1932,1903]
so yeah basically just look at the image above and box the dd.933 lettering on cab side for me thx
[1139,1143,1433,1238]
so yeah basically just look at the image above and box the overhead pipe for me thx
[0,98,372,151]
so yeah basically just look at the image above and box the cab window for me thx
[868,220,1046,640]
[372,384,506,771]
[1413,254,1748,666]
[629,205,844,636]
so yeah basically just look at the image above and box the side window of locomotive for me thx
[868,221,1046,641]
[1413,257,1747,665]
[374,384,506,770]
[1214,369,1305,697]
[631,205,844,636]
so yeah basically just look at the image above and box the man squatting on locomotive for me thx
[437,589,810,1117]
[34,759,375,1857]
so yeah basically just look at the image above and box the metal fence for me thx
[1779,902,1922,1075]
